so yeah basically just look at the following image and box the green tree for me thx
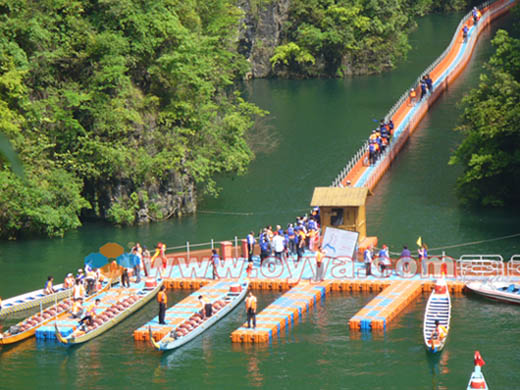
[450,30,520,207]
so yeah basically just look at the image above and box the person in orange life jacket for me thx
[245,292,257,329]
[71,297,84,319]
[409,88,417,106]
[157,285,167,325]
[211,249,220,280]
[79,298,100,328]
[472,7,479,25]
[64,273,75,289]
[246,261,253,280]
[246,231,256,262]
[431,320,447,343]
[44,276,55,295]
[315,246,325,281]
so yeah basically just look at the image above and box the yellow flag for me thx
[416,236,422,247]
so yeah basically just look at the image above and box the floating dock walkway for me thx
[349,280,465,331]
[332,0,518,192]
[230,281,332,343]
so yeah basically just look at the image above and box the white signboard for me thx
[321,227,359,260]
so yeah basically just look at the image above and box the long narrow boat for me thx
[423,278,451,353]
[0,283,73,319]
[149,281,249,351]
[466,279,520,304]
[0,281,110,346]
[467,351,488,390]
[55,278,162,346]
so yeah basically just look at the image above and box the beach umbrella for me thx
[116,253,140,268]
[84,252,109,269]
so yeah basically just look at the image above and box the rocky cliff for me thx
[238,0,291,78]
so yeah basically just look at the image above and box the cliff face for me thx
[238,0,290,78]
[84,172,196,225]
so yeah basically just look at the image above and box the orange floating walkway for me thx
[163,277,300,291]
[133,280,236,341]
[349,280,466,331]
[349,280,423,331]
[231,281,332,343]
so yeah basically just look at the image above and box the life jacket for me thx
[72,301,82,314]
[86,303,97,316]
[157,291,167,305]
[316,250,324,265]
[73,284,85,299]
[410,90,417,98]
[245,296,257,312]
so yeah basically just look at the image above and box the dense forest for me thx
[0,0,265,238]
[268,0,476,77]
[450,9,520,207]
[0,0,488,238]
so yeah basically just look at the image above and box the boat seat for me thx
[506,284,515,293]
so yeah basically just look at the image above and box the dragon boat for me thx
[148,281,249,351]
[423,278,451,353]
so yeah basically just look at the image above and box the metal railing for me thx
[331,0,503,188]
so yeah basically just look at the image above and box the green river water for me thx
[1,12,519,390]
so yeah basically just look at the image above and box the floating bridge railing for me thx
[330,0,499,188]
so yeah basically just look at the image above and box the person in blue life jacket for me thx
[462,25,469,42]
[259,236,270,265]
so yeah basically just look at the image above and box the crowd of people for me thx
[367,119,395,166]
[244,208,322,268]
[363,243,429,276]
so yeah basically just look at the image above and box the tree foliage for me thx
[450,29,520,207]
[0,0,265,238]
[272,0,478,77]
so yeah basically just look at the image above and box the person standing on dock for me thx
[378,245,391,276]
[364,246,373,277]
[272,232,285,264]
[211,249,220,280]
[245,292,257,329]
[247,231,256,262]
[157,285,167,325]
[315,246,324,281]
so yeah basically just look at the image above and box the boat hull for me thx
[1,282,111,345]
[0,284,72,319]
[466,281,520,305]
[56,281,163,346]
[154,281,249,351]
